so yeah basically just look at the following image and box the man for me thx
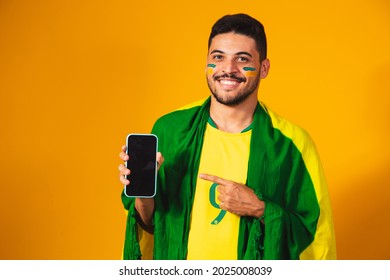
[119,13,337,260]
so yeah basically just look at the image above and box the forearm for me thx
[135,198,155,228]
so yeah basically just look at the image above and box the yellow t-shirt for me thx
[186,122,252,259]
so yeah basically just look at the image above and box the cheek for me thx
[244,71,258,77]
[242,67,258,77]
[207,63,216,75]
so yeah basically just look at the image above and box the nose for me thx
[221,59,239,74]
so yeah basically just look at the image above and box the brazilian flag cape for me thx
[122,97,336,260]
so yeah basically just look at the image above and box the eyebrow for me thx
[210,50,253,57]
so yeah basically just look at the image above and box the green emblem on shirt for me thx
[209,183,226,225]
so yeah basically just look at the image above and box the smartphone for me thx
[124,133,158,197]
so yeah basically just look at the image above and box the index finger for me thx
[198,173,232,186]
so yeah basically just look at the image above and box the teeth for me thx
[220,80,237,85]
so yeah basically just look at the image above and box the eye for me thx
[212,54,223,60]
[237,56,249,62]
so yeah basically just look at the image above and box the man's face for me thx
[206,32,265,106]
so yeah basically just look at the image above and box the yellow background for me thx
[1,0,389,259]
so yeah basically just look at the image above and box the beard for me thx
[206,72,260,106]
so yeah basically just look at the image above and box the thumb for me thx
[157,152,164,170]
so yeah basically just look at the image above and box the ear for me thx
[260,58,270,79]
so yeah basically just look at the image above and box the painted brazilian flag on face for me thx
[122,97,337,260]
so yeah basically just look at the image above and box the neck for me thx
[209,95,258,133]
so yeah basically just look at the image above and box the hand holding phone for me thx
[124,133,158,198]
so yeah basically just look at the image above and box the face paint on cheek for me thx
[243,67,257,77]
[207,63,216,75]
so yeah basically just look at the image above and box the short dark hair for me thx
[208,13,267,62]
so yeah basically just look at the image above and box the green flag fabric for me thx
[121,97,336,260]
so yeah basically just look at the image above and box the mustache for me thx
[213,73,246,83]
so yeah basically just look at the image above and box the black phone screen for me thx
[125,134,158,197]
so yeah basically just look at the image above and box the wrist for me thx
[135,198,155,226]
[253,189,266,221]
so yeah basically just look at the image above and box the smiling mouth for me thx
[219,79,240,85]
[214,73,246,83]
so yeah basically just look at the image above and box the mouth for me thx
[219,79,239,86]
[214,74,246,89]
